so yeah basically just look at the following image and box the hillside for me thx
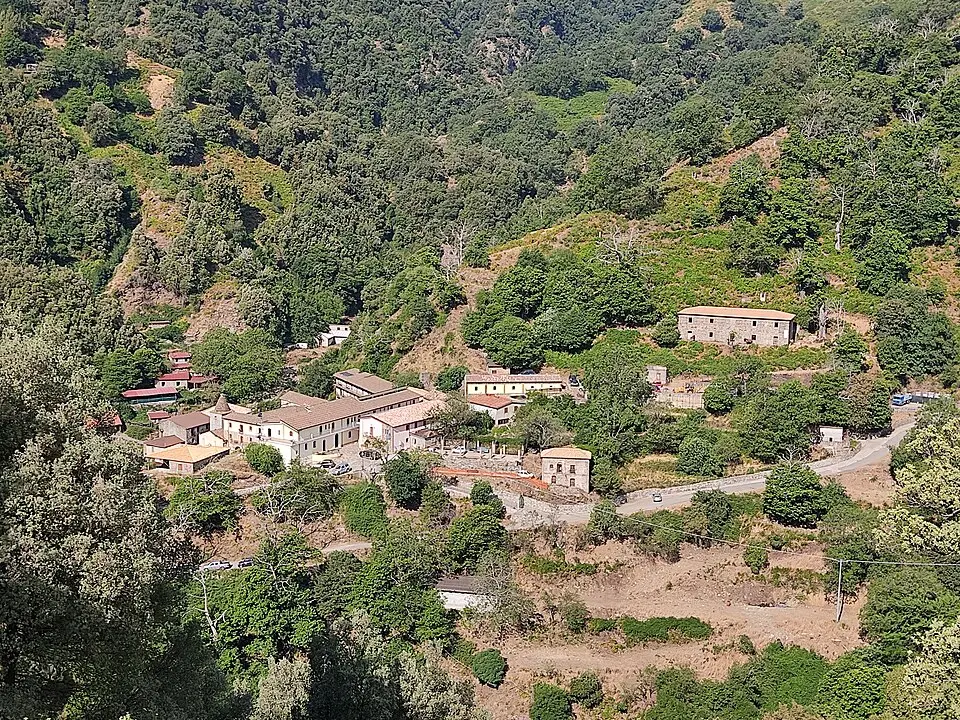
[5,0,960,718]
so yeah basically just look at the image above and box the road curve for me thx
[525,421,915,526]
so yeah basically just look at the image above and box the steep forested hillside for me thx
[2,0,958,381]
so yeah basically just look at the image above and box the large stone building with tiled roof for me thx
[677,306,796,347]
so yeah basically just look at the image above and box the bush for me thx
[743,546,769,575]
[620,616,712,645]
[447,506,508,570]
[383,451,429,509]
[568,672,603,708]
[762,463,830,528]
[244,443,285,475]
[652,317,680,348]
[470,480,506,518]
[530,683,571,720]
[436,365,469,392]
[472,648,507,687]
[676,434,723,477]
[452,637,478,666]
[559,594,589,633]
[587,617,617,634]
[340,482,388,539]
[737,634,756,655]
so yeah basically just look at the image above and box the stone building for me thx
[677,306,796,347]
[540,446,592,492]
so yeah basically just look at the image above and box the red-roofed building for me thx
[168,350,192,369]
[156,370,215,389]
[147,410,171,422]
[467,394,520,426]
[121,387,179,406]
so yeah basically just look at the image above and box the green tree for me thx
[166,470,243,537]
[340,482,388,539]
[718,155,769,221]
[814,650,887,720]
[740,381,816,461]
[470,480,506,518]
[297,359,333,398]
[831,329,868,374]
[728,220,783,275]
[447,506,508,570]
[676,435,723,477]
[860,568,960,664]
[885,618,960,720]
[245,443,285,475]
[383,451,431,509]
[482,316,545,371]
[858,225,911,295]
[154,106,201,164]
[419,480,454,526]
[251,463,341,527]
[436,365,469,392]
[763,463,830,528]
[652,317,680,347]
[471,648,507,687]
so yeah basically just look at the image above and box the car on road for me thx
[331,462,352,476]
[236,557,255,569]
[199,559,232,572]
[516,469,534,478]
[891,393,910,406]
[652,492,663,503]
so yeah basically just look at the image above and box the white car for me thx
[331,462,352,476]
[450,447,467,456]
[652,492,663,503]
[199,559,232,572]
[516,469,534,478]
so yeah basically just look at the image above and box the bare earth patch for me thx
[468,542,864,719]
[187,282,247,341]
[145,74,176,111]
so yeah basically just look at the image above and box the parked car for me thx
[236,557,255,569]
[568,374,580,387]
[450,446,467,456]
[331,462,352,476]
[519,369,537,375]
[199,559,232,572]
[652,492,663,503]
[517,469,534,478]
[358,449,380,460]
[891,393,910,407]
[316,459,336,469]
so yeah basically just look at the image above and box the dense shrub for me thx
[529,683,571,720]
[763,463,831,528]
[559,594,589,633]
[340,482,388,538]
[472,648,507,687]
[620,616,712,645]
[568,672,603,708]
[744,546,770,575]
[587,617,617,633]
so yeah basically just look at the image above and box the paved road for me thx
[517,421,916,526]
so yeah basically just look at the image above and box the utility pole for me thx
[835,560,844,622]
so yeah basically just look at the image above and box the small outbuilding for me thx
[819,426,844,444]
[435,576,491,611]
[151,444,228,474]
[540,446,592,492]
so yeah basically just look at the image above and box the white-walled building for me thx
[463,373,564,398]
[333,369,396,398]
[359,399,444,453]
[220,387,423,466]
[468,394,520,426]
[318,323,352,347]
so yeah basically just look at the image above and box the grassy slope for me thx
[530,77,638,131]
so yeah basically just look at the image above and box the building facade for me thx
[540,446,592,492]
[468,394,520,426]
[677,306,796,347]
[358,400,444,453]
[463,374,564,398]
[221,388,424,465]
[333,369,396,398]
[159,411,212,444]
